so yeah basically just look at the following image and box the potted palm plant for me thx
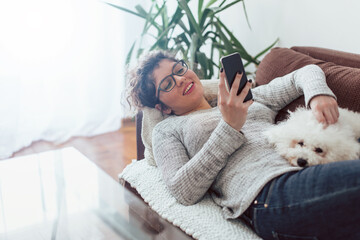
[106,0,277,79]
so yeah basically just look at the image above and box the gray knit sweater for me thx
[152,65,336,219]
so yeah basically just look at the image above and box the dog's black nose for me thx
[297,158,308,167]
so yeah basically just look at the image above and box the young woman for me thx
[127,51,360,240]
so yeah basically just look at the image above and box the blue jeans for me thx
[241,159,360,240]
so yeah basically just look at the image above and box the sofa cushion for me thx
[291,46,360,68]
[255,47,360,122]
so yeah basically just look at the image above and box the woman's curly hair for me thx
[126,50,177,112]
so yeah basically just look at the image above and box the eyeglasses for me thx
[156,60,188,101]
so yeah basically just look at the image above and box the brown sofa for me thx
[136,46,360,160]
[256,46,360,122]
[128,46,360,239]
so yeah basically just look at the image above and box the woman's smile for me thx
[183,82,194,95]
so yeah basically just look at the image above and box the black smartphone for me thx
[220,52,252,102]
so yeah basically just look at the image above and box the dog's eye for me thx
[314,147,323,153]
[298,141,304,147]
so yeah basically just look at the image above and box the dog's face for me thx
[279,138,330,167]
[264,108,360,167]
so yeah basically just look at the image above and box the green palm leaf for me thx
[104,3,144,18]
[213,0,242,14]
[242,1,251,30]
[254,38,279,59]
[178,0,203,40]
[106,0,278,79]
[125,41,136,65]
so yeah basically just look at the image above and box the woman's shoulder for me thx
[153,115,182,133]
[156,115,175,125]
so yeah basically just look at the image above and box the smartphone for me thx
[220,52,252,102]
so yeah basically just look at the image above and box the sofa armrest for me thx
[256,46,360,122]
[291,46,360,68]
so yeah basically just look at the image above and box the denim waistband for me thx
[240,172,290,227]
[240,176,274,227]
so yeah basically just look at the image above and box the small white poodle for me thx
[264,107,360,167]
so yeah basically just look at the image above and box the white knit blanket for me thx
[119,160,261,240]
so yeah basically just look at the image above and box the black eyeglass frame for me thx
[156,59,188,102]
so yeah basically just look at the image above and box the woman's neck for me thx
[178,98,212,116]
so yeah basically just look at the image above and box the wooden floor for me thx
[9,120,137,181]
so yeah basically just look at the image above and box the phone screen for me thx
[220,52,252,102]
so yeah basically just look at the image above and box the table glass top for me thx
[0,147,187,240]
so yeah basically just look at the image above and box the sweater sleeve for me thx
[152,118,246,206]
[253,64,336,111]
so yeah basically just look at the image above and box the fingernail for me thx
[220,68,223,72]
[248,79,252,83]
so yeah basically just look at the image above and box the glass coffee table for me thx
[0,147,192,240]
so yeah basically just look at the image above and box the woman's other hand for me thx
[309,95,339,127]
[218,69,253,131]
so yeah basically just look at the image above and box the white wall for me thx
[220,0,360,61]
[109,1,360,76]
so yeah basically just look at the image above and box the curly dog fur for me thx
[264,107,360,167]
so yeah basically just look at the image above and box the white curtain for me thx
[0,0,126,159]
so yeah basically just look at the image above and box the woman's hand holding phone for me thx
[218,69,254,132]
[220,52,252,102]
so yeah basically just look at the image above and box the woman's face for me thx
[153,59,208,115]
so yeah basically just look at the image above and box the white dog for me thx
[264,107,360,167]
